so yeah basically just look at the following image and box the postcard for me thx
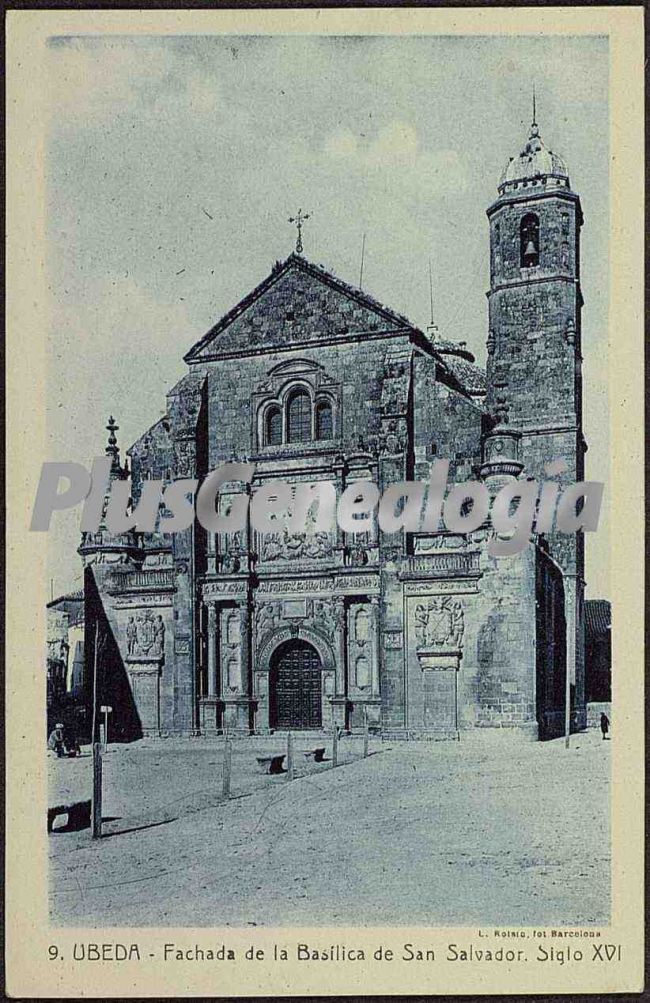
[6,6,644,997]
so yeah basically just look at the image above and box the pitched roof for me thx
[585,599,611,638]
[184,253,420,362]
[47,590,83,608]
[438,354,487,396]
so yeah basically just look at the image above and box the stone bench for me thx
[256,754,286,775]
[47,800,91,834]
[303,747,326,763]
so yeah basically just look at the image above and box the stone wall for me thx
[413,351,483,486]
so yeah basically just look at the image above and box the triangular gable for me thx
[184,253,418,362]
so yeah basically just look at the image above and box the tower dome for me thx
[498,117,570,195]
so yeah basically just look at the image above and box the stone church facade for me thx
[80,115,586,741]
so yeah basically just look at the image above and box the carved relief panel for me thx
[413,596,465,651]
[220,608,241,693]
[407,594,464,733]
[411,596,465,674]
[125,611,166,660]
[255,479,339,566]
[215,492,250,573]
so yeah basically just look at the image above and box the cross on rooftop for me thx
[288,209,310,254]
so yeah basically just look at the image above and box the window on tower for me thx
[520,213,540,268]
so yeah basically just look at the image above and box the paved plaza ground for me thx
[49,730,610,928]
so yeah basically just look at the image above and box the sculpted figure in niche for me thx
[382,420,403,454]
[153,615,165,657]
[347,542,368,566]
[222,531,244,573]
[414,604,429,647]
[312,599,336,638]
[134,613,155,655]
[126,616,137,656]
[256,601,282,637]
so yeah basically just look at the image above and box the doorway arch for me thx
[269,639,322,729]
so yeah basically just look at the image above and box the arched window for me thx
[266,406,282,446]
[520,213,540,268]
[287,389,311,443]
[315,399,333,440]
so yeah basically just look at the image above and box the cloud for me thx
[50,273,193,369]
[322,119,470,201]
[366,121,419,165]
[46,39,222,128]
[324,127,358,159]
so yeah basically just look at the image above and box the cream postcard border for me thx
[6,6,644,997]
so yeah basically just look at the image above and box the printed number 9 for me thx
[48,945,59,960]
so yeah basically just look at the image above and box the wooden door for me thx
[270,640,322,729]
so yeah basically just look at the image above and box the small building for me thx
[585,599,611,726]
[46,592,85,735]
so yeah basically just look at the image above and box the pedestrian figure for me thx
[48,723,65,757]
[63,723,81,757]
[600,712,610,740]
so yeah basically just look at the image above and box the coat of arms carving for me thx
[413,597,464,651]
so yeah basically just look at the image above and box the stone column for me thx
[330,594,348,729]
[239,602,250,694]
[367,595,382,729]
[237,601,253,732]
[369,597,380,696]
[207,603,217,697]
[334,595,347,695]
[221,601,254,734]
[564,574,577,745]
[199,601,219,734]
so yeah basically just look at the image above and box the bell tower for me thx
[485,108,586,729]
[486,110,583,465]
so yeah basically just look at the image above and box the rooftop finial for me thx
[532,83,537,127]
[105,415,121,476]
[528,84,540,142]
[426,256,438,341]
[288,208,310,255]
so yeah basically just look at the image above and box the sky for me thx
[45,33,609,598]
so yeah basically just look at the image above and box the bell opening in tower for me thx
[520,212,540,268]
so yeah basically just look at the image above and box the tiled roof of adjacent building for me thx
[440,354,487,397]
[585,599,611,638]
[428,335,487,398]
[47,590,83,608]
